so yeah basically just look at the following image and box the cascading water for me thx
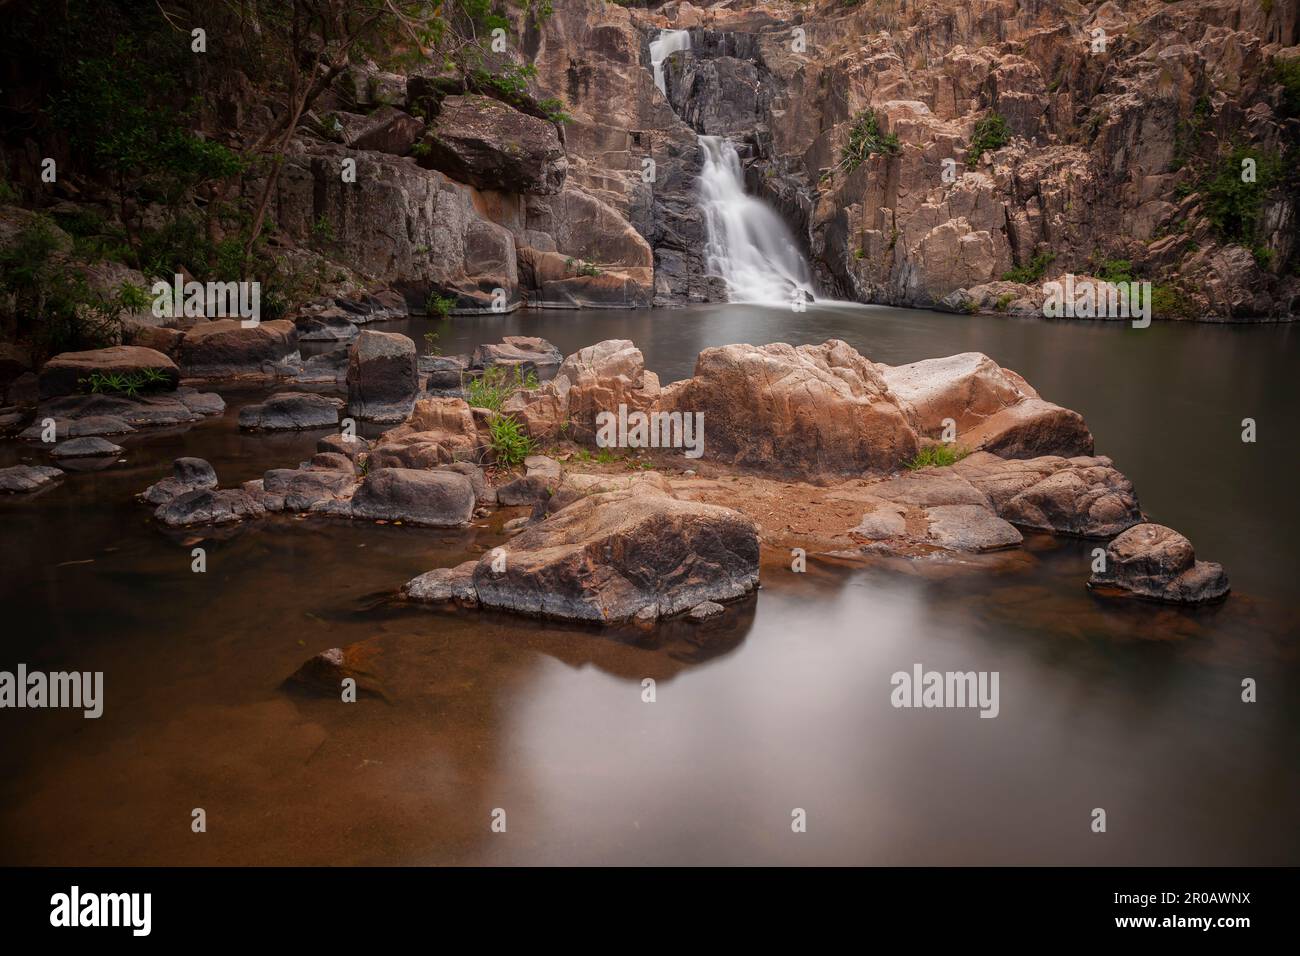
[696,135,817,306]
[649,29,691,96]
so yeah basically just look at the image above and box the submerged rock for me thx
[1089,523,1229,605]
[285,646,387,700]
[0,464,63,493]
[238,392,341,431]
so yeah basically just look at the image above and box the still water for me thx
[1,304,1296,865]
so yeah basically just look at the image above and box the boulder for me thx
[953,452,1141,537]
[38,346,179,399]
[470,337,563,381]
[370,397,480,464]
[338,104,424,155]
[260,467,356,511]
[50,436,122,459]
[346,329,418,423]
[350,468,475,526]
[294,310,359,342]
[655,340,920,481]
[143,457,218,505]
[403,560,479,604]
[418,94,567,194]
[238,392,341,431]
[1089,523,1229,604]
[0,464,63,493]
[154,487,266,527]
[178,319,298,377]
[422,354,469,391]
[317,432,371,461]
[465,487,760,624]
[923,504,1023,552]
[879,352,1093,459]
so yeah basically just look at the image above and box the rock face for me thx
[349,468,475,526]
[238,392,342,431]
[406,483,760,623]
[178,320,299,377]
[657,340,920,481]
[38,346,179,399]
[880,352,1093,458]
[419,94,567,195]
[0,464,63,493]
[346,330,419,423]
[1089,523,1230,604]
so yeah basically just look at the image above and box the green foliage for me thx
[565,257,601,277]
[426,294,457,318]
[1151,284,1198,320]
[839,110,900,174]
[1202,145,1281,246]
[905,445,969,470]
[1095,259,1136,283]
[464,366,539,412]
[487,413,536,467]
[1276,57,1300,117]
[79,366,170,397]
[423,330,441,356]
[966,113,1010,166]
[994,292,1015,312]
[1002,252,1056,284]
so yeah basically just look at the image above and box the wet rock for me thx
[38,346,179,399]
[350,467,475,526]
[285,646,387,700]
[0,464,64,493]
[418,94,566,194]
[154,487,267,527]
[688,601,726,620]
[294,310,358,342]
[656,340,919,481]
[471,337,563,381]
[238,392,342,431]
[178,319,299,377]
[403,560,479,603]
[1089,523,1229,605]
[67,415,134,437]
[467,488,760,624]
[923,504,1023,552]
[346,329,418,423]
[953,452,1141,538]
[143,457,219,505]
[50,436,123,459]
[261,467,356,511]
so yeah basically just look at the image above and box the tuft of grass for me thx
[905,444,969,470]
[79,366,170,397]
[464,365,539,412]
[838,110,901,175]
[487,413,535,467]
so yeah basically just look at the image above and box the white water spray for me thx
[697,135,817,306]
[649,29,691,96]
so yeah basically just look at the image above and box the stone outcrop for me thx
[418,94,567,194]
[656,340,920,480]
[38,346,179,399]
[1089,522,1230,604]
[404,482,760,623]
[346,330,419,423]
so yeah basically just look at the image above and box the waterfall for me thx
[697,135,816,306]
[649,29,691,96]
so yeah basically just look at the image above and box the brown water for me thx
[1,304,1297,865]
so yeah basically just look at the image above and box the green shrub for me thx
[1096,259,1136,283]
[839,110,901,174]
[967,113,1010,166]
[905,445,969,470]
[488,413,535,467]
[1002,251,1056,284]
[426,293,457,318]
[1202,145,1281,245]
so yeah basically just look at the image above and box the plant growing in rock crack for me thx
[966,113,1009,166]
[487,413,535,467]
[79,367,170,398]
[1002,251,1056,284]
[838,110,900,174]
[905,445,969,470]
[564,256,601,277]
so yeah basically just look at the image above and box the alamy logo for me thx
[890,663,999,718]
[151,273,261,327]
[0,664,103,718]
[50,886,151,936]
[595,403,705,459]
[1042,274,1151,328]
